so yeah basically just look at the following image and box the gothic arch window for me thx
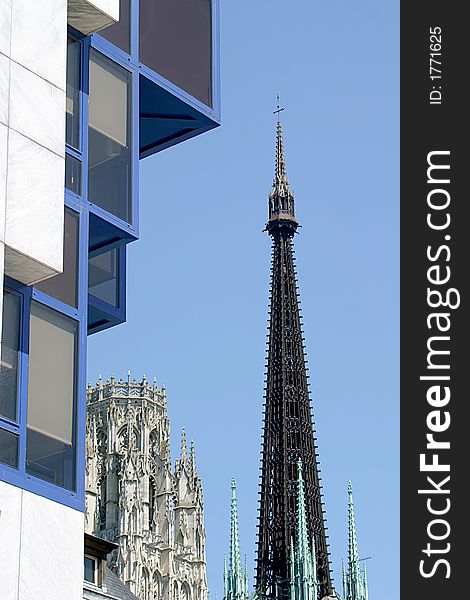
[153,570,162,600]
[149,477,156,530]
[173,582,180,600]
[196,528,201,557]
[141,567,150,599]
[97,428,107,454]
[181,582,191,600]
[149,429,159,458]
[117,425,141,453]
[176,529,184,546]
[98,476,107,530]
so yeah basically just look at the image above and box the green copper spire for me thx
[224,480,250,600]
[290,459,317,600]
[345,482,368,600]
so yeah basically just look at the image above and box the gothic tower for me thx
[85,373,208,600]
[256,106,332,600]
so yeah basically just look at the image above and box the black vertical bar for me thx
[401,3,467,597]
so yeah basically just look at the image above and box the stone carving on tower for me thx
[85,373,208,600]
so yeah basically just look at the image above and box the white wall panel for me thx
[5,130,64,283]
[0,53,9,127]
[19,490,84,600]
[0,0,12,58]
[10,0,67,91]
[0,481,22,600]
[9,61,65,157]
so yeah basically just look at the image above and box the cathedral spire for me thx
[224,480,249,600]
[290,459,317,600]
[346,482,368,600]
[256,103,332,599]
[268,96,297,230]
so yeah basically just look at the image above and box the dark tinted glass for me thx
[0,428,19,469]
[89,248,119,307]
[84,557,96,583]
[88,50,132,224]
[99,0,131,55]
[26,303,77,490]
[65,154,82,196]
[140,0,213,107]
[36,207,79,308]
[66,37,81,149]
[0,291,21,422]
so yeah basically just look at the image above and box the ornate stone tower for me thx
[256,105,333,600]
[85,373,208,600]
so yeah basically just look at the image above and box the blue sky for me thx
[88,1,399,598]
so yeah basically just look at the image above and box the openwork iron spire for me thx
[225,480,250,600]
[256,106,332,599]
[345,483,368,600]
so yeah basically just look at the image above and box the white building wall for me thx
[1,3,119,600]
[1,0,67,287]
[0,481,84,600]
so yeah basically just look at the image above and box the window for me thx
[26,302,78,491]
[0,428,19,470]
[66,36,81,150]
[139,0,213,107]
[99,0,131,55]
[0,290,21,422]
[84,556,97,584]
[89,248,119,307]
[65,154,82,196]
[88,50,132,224]
[35,207,80,308]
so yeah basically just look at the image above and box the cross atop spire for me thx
[267,95,297,234]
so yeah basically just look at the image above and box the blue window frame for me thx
[1,0,220,509]
[0,204,87,509]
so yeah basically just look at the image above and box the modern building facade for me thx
[0,2,219,599]
[85,374,208,600]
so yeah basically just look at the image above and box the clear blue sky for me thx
[88,1,399,598]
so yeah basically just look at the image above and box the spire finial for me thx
[225,479,248,600]
[346,482,368,600]
[181,428,187,460]
[273,92,285,121]
[267,93,297,232]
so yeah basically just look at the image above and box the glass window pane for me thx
[26,302,77,491]
[35,207,79,308]
[0,428,19,469]
[0,291,21,422]
[65,154,82,196]
[140,0,213,107]
[88,50,132,224]
[89,248,119,307]
[66,36,81,149]
[99,0,131,55]
[84,557,96,584]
